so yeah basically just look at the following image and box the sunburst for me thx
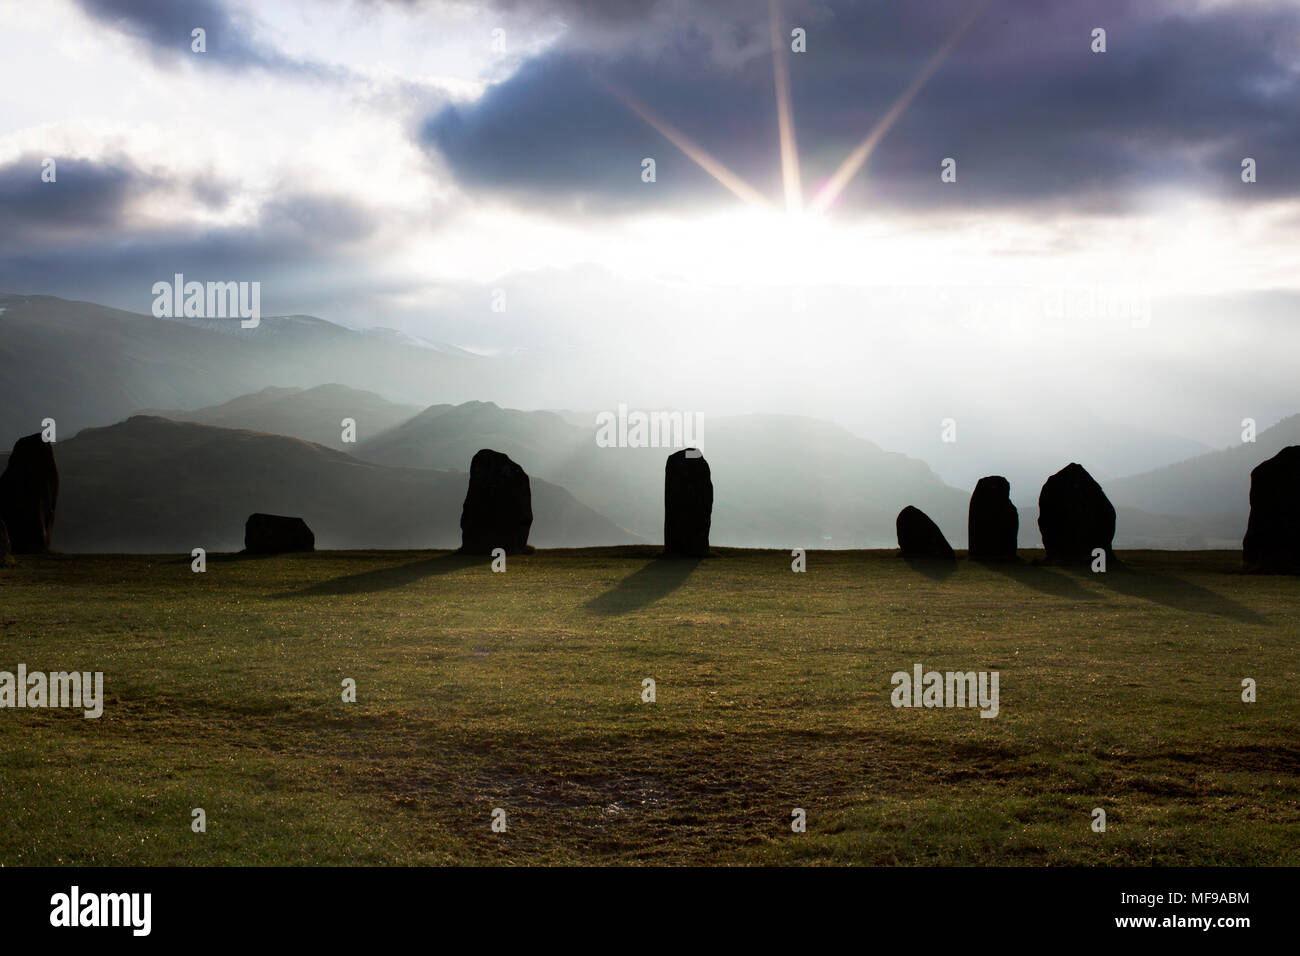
[607,1,983,218]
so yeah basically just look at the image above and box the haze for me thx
[2,0,1298,488]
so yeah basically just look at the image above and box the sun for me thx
[603,1,983,219]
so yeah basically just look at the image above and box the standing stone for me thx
[1242,445,1300,572]
[0,519,10,564]
[968,476,1019,561]
[1037,463,1115,564]
[460,449,533,554]
[244,513,315,553]
[0,434,59,553]
[896,505,955,560]
[664,449,712,557]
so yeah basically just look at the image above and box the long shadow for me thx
[901,555,958,581]
[278,551,482,598]
[209,551,302,563]
[1088,563,1267,624]
[980,558,1104,601]
[585,556,702,616]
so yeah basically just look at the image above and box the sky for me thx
[1,0,1298,458]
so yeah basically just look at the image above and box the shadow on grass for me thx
[979,559,1103,601]
[277,551,482,598]
[585,556,702,615]
[1089,563,1268,624]
[901,555,958,581]
[209,551,308,563]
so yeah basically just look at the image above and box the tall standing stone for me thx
[968,476,1019,561]
[0,434,59,553]
[1037,463,1115,564]
[664,448,712,557]
[896,505,955,560]
[1242,445,1300,572]
[460,449,533,554]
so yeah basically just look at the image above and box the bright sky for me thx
[1,0,1297,457]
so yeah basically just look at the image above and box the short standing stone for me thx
[0,434,59,553]
[1037,463,1115,564]
[896,505,955,560]
[664,449,712,557]
[244,513,315,553]
[968,475,1018,561]
[459,449,533,554]
[1242,445,1300,572]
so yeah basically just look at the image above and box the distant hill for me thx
[1106,414,1300,536]
[50,417,639,552]
[141,385,424,450]
[358,401,971,548]
[379,401,1261,551]
[360,401,580,474]
[871,413,1216,499]
[17,407,1249,552]
[0,294,497,449]
[5,291,1270,552]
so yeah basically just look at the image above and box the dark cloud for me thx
[420,0,1300,214]
[72,0,340,77]
[423,54,785,211]
[0,153,382,310]
[0,154,157,238]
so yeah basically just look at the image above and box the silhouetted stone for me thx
[968,476,1018,561]
[664,448,712,557]
[1037,463,1115,564]
[1242,445,1300,573]
[896,505,954,560]
[244,513,315,553]
[0,434,58,553]
[459,449,533,554]
[0,519,10,564]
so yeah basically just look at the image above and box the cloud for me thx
[422,54,783,212]
[0,153,158,238]
[71,0,342,77]
[0,152,385,310]
[419,0,1300,214]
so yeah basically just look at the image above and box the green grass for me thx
[0,547,1296,865]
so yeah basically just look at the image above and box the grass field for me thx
[0,547,1296,866]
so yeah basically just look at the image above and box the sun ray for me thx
[770,0,802,214]
[595,73,772,209]
[808,4,984,215]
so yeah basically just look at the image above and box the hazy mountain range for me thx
[0,293,1286,552]
[357,399,969,549]
[142,385,425,452]
[44,416,636,552]
[0,293,503,446]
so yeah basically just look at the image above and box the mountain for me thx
[141,385,423,450]
[49,417,638,552]
[6,292,1268,551]
[861,411,1216,503]
[358,401,971,549]
[0,294,502,449]
[1101,413,1300,544]
[360,401,1255,550]
[360,401,579,473]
